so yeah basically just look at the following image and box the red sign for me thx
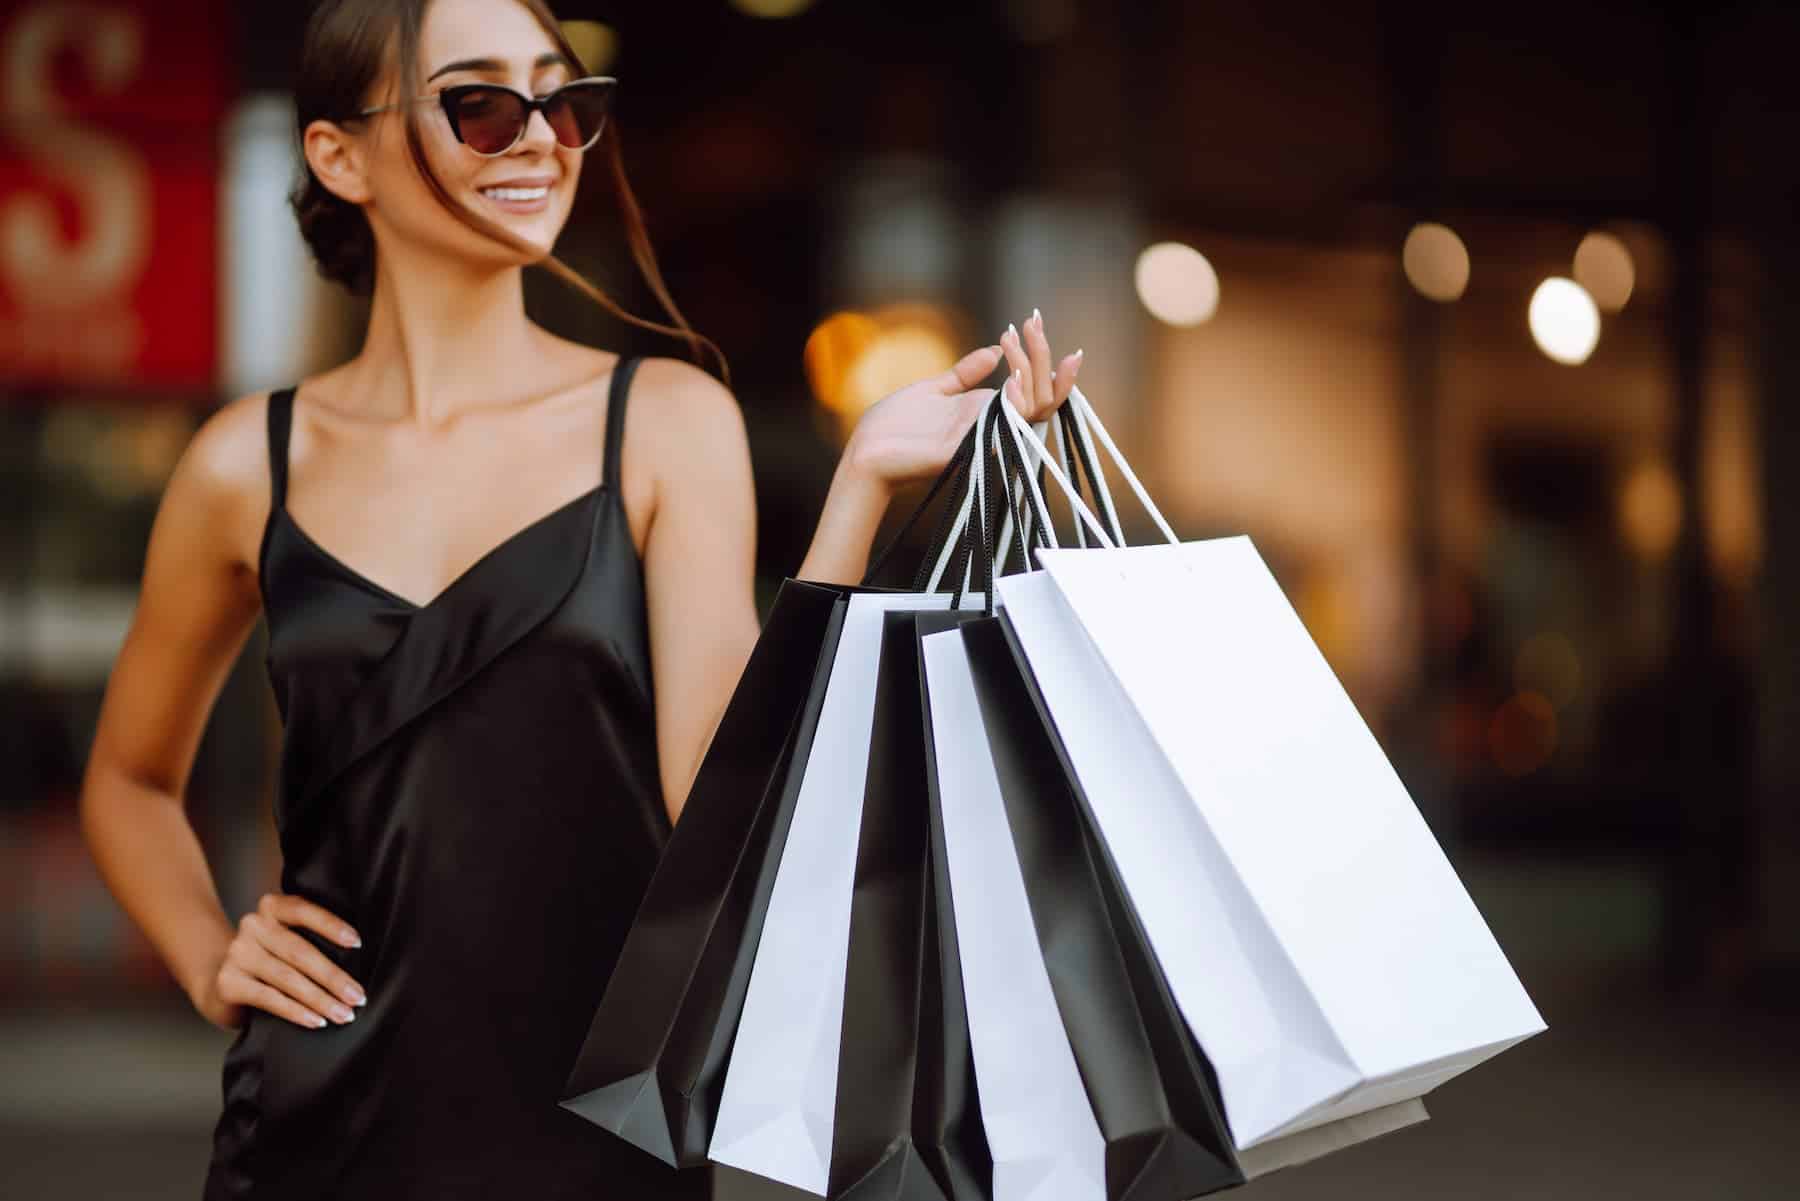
[0,1,228,390]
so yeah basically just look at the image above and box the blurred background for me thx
[3,0,1797,1196]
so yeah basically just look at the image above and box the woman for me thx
[78,0,1080,1197]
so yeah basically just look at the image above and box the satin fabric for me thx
[204,361,708,1200]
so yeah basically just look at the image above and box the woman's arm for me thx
[81,395,366,1031]
[640,312,1080,823]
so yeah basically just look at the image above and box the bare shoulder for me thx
[618,357,751,536]
[160,390,276,574]
[625,355,745,450]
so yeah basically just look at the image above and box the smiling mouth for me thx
[480,185,551,202]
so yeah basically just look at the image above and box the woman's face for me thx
[357,0,582,275]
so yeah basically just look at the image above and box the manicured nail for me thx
[311,1013,328,1028]
[1074,347,1084,359]
[345,984,367,1006]
[340,929,361,948]
[1007,323,1017,341]
[1032,307,1042,325]
[332,1004,355,1023]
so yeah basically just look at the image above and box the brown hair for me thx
[292,0,726,381]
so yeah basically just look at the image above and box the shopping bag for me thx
[912,618,994,1201]
[921,619,1108,1201]
[957,615,1242,1201]
[709,591,974,1195]
[561,580,849,1167]
[991,387,1545,1151]
[828,609,990,1201]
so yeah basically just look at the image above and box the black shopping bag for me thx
[959,615,1244,1201]
[829,610,990,1201]
[562,580,849,1167]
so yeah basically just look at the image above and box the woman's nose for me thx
[513,106,558,154]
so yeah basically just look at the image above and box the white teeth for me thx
[481,186,549,202]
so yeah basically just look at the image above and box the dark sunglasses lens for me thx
[544,83,612,149]
[449,87,528,154]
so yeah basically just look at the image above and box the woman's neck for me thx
[347,255,542,427]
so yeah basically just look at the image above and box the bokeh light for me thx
[729,0,817,17]
[1572,230,1635,313]
[1402,222,1470,302]
[1618,457,1684,562]
[805,306,959,437]
[1528,277,1601,365]
[1134,241,1220,326]
[559,21,619,72]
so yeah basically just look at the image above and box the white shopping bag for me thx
[921,625,1107,1201]
[709,591,964,1195]
[997,539,1545,1150]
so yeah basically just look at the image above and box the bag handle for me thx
[1063,385,1179,546]
[1051,395,1118,548]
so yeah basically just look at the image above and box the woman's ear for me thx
[303,119,373,206]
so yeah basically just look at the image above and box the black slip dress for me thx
[203,358,710,1200]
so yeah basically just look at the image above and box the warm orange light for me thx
[804,311,879,415]
[1573,231,1635,313]
[559,21,618,72]
[729,0,816,16]
[804,306,959,437]
[1618,458,1683,562]
[1402,222,1470,302]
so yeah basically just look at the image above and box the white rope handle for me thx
[994,396,1118,549]
[925,481,976,592]
[1066,385,1179,545]
[1048,413,1084,549]
[1065,391,1126,544]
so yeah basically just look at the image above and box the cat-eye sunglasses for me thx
[359,75,617,157]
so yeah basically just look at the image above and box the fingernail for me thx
[346,985,367,1006]
[311,1013,328,1029]
[341,929,361,948]
[1032,307,1042,325]
[1074,347,1084,359]
[1006,323,1017,341]
[333,1003,355,1023]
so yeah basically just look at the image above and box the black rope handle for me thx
[1057,402,1117,546]
[988,404,1058,583]
[951,398,1009,613]
[940,394,1060,612]
[859,421,978,588]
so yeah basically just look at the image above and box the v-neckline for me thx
[279,483,606,613]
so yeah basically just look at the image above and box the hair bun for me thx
[291,171,376,296]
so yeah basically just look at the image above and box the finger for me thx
[1023,309,1054,418]
[1003,367,1025,413]
[256,917,367,1009]
[937,344,1003,394]
[242,934,358,1024]
[1051,348,1083,407]
[999,323,1032,406]
[264,892,361,949]
[229,969,332,1030]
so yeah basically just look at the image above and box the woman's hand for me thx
[846,309,1083,494]
[191,891,367,1031]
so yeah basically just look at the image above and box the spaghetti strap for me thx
[267,387,296,511]
[603,357,640,492]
